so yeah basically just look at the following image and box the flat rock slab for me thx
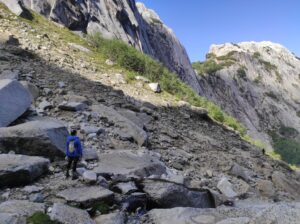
[145,203,300,224]
[0,213,26,224]
[50,203,95,224]
[0,119,68,160]
[0,200,45,218]
[92,105,148,146]
[142,179,214,208]
[0,154,49,188]
[0,79,31,127]
[93,150,167,179]
[95,212,125,224]
[57,186,114,208]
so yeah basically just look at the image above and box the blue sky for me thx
[138,0,300,62]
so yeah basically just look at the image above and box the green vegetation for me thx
[193,51,237,76]
[253,52,261,59]
[92,202,110,214]
[27,212,59,224]
[258,59,277,72]
[271,132,300,166]
[265,91,278,100]
[236,68,247,80]
[275,71,282,82]
[279,126,299,138]
[297,111,300,117]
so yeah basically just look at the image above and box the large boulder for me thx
[93,150,167,179]
[0,0,24,16]
[57,186,114,208]
[50,203,95,224]
[0,119,68,160]
[0,200,45,218]
[0,154,49,188]
[141,179,214,208]
[0,79,32,127]
[92,105,148,146]
[272,171,300,199]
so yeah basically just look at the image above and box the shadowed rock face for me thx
[1,0,202,94]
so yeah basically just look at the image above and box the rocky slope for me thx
[0,0,201,93]
[1,4,300,224]
[194,42,300,150]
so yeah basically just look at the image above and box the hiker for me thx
[66,130,83,179]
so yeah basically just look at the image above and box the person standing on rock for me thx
[66,130,83,179]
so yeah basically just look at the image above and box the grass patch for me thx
[259,59,277,72]
[27,212,59,224]
[92,202,110,215]
[279,126,299,138]
[193,51,237,76]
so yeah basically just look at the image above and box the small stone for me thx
[217,177,238,198]
[83,171,97,184]
[148,83,161,93]
[29,193,44,203]
[58,81,66,88]
[105,59,114,65]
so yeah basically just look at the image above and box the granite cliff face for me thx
[0,0,201,93]
[195,41,300,148]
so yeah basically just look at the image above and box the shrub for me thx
[275,71,282,82]
[236,68,247,80]
[27,212,59,224]
[259,59,277,72]
[192,60,223,75]
[265,91,278,100]
[253,52,261,59]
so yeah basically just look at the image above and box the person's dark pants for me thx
[66,157,79,177]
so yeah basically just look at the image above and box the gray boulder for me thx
[148,83,161,93]
[93,150,167,179]
[95,212,125,224]
[57,186,114,208]
[0,79,31,127]
[0,200,45,218]
[20,81,40,100]
[272,171,300,199]
[0,0,24,16]
[0,213,26,224]
[145,203,300,224]
[0,154,49,188]
[0,119,68,160]
[142,179,214,208]
[82,171,97,184]
[50,203,95,224]
[82,148,99,161]
[217,177,238,198]
[92,105,148,146]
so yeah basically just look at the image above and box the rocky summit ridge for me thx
[1,2,300,224]
[195,41,300,151]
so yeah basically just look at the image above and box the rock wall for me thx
[1,0,201,93]
[196,41,300,148]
